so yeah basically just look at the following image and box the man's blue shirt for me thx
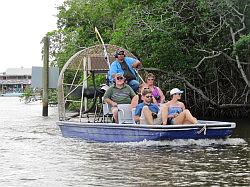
[134,102,159,116]
[108,57,137,82]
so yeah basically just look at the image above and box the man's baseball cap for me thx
[116,50,125,56]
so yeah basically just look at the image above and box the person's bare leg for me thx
[183,118,197,124]
[172,110,197,124]
[172,112,186,124]
[183,109,197,124]
[183,117,197,124]
[176,109,197,124]
[161,105,168,125]
[141,106,153,125]
[112,107,119,123]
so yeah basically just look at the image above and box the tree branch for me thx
[193,50,222,69]
[141,67,250,109]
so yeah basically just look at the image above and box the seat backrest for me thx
[103,103,112,115]
[117,104,134,124]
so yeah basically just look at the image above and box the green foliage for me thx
[49,0,249,72]
[234,34,250,60]
[47,0,250,116]
[67,100,81,111]
[20,86,39,104]
[21,86,33,98]
[48,89,58,105]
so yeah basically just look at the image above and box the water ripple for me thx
[0,97,249,187]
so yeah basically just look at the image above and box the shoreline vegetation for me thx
[47,0,250,118]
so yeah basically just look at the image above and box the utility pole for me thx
[42,36,49,116]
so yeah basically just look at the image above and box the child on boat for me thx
[130,83,160,109]
[144,73,165,105]
[133,88,162,125]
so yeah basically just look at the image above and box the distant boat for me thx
[1,92,24,97]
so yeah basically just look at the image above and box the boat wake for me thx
[114,138,247,147]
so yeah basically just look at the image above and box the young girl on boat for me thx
[144,73,165,105]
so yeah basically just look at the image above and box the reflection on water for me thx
[0,97,249,186]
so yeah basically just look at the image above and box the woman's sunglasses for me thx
[145,95,153,98]
[147,78,154,81]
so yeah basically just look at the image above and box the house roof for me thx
[0,79,31,85]
[5,68,31,76]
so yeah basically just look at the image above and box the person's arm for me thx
[170,102,185,118]
[133,115,140,123]
[103,88,117,107]
[104,98,117,107]
[152,97,158,105]
[157,87,165,104]
[168,113,177,118]
[130,95,139,109]
[133,104,142,123]
[109,62,118,80]
[161,104,169,125]
[127,84,136,98]
[181,102,186,110]
[132,60,142,68]
[125,57,142,69]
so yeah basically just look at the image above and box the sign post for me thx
[42,36,49,116]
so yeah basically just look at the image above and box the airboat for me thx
[56,44,236,143]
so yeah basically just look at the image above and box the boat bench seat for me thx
[117,104,135,124]
[102,103,113,122]
[102,103,135,124]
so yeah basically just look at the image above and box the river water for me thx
[0,97,249,186]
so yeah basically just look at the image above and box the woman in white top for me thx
[161,88,197,125]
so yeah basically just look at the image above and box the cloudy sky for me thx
[0,0,64,72]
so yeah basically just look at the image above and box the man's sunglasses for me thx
[117,51,125,55]
[116,77,124,80]
[145,95,153,98]
[174,93,182,95]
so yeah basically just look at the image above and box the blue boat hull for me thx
[57,120,236,143]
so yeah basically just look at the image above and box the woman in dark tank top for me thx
[137,93,143,104]
[130,83,160,109]
[130,84,147,109]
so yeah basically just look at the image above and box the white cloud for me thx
[0,0,64,72]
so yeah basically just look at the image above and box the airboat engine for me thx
[70,84,109,99]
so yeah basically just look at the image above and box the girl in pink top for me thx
[145,73,165,104]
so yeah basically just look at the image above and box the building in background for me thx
[0,67,31,94]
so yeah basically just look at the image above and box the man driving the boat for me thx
[134,89,162,125]
[108,50,142,93]
[103,73,136,123]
